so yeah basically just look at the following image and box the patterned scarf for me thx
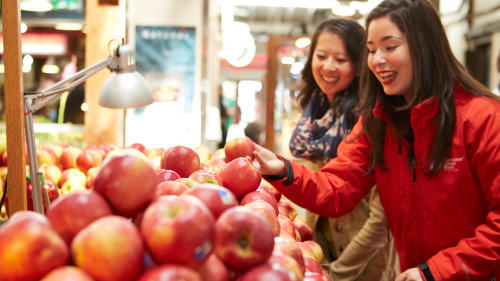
[289,89,353,164]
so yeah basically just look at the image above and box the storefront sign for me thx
[0,33,67,55]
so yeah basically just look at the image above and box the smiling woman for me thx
[286,18,400,281]
[366,17,413,100]
[246,0,500,280]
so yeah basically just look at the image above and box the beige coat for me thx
[305,161,400,281]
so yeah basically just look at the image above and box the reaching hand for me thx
[248,144,286,177]
[395,268,423,281]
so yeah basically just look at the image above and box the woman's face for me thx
[367,16,413,100]
[312,31,356,102]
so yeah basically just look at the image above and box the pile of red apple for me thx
[0,136,330,281]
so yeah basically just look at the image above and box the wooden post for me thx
[265,37,278,151]
[2,0,28,215]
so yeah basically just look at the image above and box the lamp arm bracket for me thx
[23,56,113,114]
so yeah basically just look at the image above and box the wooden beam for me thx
[84,0,123,146]
[2,0,27,215]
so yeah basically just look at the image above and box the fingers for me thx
[253,143,264,152]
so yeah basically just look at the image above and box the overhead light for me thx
[55,23,84,31]
[290,62,304,75]
[222,22,256,68]
[20,0,53,12]
[41,56,60,74]
[21,23,28,33]
[23,55,34,73]
[295,37,311,48]
[332,5,356,17]
[281,57,295,65]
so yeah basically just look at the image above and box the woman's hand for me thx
[395,268,423,281]
[248,144,286,177]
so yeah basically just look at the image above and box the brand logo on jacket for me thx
[443,157,464,172]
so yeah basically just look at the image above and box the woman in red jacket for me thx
[249,0,500,280]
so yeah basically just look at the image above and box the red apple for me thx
[161,146,201,178]
[272,236,306,276]
[144,147,164,161]
[278,214,297,241]
[278,205,290,218]
[27,178,59,213]
[40,162,63,187]
[61,178,86,195]
[266,252,304,280]
[304,272,326,281]
[127,142,146,153]
[240,189,278,215]
[297,241,316,260]
[0,211,69,281]
[194,145,212,165]
[212,148,226,160]
[204,158,226,175]
[137,264,203,281]
[0,166,8,182]
[156,169,181,183]
[189,169,222,185]
[60,168,87,188]
[46,190,113,246]
[153,181,189,199]
[219,157,262,200]
[42,143,64,162]
[85,166,99,189]
[224,136,255,162]
[40,266,94,281]
[60,146,82,170]
[71,216,144,281]
[140,195,216,269]
[304,240,324,264]
[93,154,157,218]
[238,263,300,281]
[197,254,230,281]
[132,195,180,230]
[183,183,238,219]
[243,200,281,236]
[76,149,102,174]
[259,179,281,202]
[303,256,323,274]
[294,215,314,241]
[202,168,223,185]
[278,197,297,221]
[214,206,275,272]
[267,253,305,280]
[37,145,59,166]
[104,147,148,163]
[175,177,200,188]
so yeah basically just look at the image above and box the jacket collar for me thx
[372,96,438,125]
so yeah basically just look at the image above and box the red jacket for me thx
[269,87,500,281]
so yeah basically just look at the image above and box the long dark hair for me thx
[298,18,366,127]
[360,0,499,176]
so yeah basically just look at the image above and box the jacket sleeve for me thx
[426,98,500,280]
[266,120,376,218]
